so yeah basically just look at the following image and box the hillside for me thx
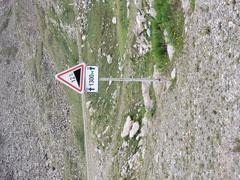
[0,0,239,179]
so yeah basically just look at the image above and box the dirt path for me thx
[74,2,99,179]
[80,94,92,180]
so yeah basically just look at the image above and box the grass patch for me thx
[115,0,129,55]
[36,3,86,179]
[155,0,184,51]
[36,2,84,153]
[48,7,78,66]
[190,0,196,13]
[51,26,78,65]
[59,0,75,24]
[82,1,122,148]
[108,61,147,178]
[151,20,169,71]
[130,52,155,77]
[125,82,145,124]
[150,0,184,71]
[66,88,85,153]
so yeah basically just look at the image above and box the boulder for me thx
[121,116,133,138]
[129,122,140,139]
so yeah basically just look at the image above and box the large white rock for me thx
[121,116,133,138]
[129,122,140,139]
[167,43,175,61]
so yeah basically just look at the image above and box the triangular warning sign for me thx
[55,63,85,94]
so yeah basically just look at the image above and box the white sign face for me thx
[85,66,99,93]
[55,63,85,94]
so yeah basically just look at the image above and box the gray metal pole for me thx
[99,77,161,82]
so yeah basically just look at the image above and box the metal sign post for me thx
[99,77,161,82]
[56,63,162,94]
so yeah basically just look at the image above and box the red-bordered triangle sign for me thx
[55,63,85,94]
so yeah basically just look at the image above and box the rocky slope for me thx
[0,0,85,179]
[143,0,240,179]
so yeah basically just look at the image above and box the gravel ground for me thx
[143,0,240,179]
[0,1,84,179]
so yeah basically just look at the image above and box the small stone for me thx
[107,55,112,64]
[148,8,156,17]
[98,48,102,57]
[167,44,175,61]
[154,153,160,163]
[112,17,117,24]
[171,68,176,79]
[228,21,235,28]
[86,101,91,109]
[122,141,128,148]
[138,139,143,147]
[146,28,151,37]
[82,35,86,41]
[129,122,140,139]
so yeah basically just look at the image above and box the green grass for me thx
[48,7,78,66]
[151,20,169,71]
[36,3,86,178]
[150,0,184,71]
[109,82,144,177]
[36,1,84,153]
[51,26,78,65]
[115,0,129,55]
[155,0,184,50]
[82,1,122,148]
[190,0,196,13]
[125,83,145,124]
[59,0,75,24]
